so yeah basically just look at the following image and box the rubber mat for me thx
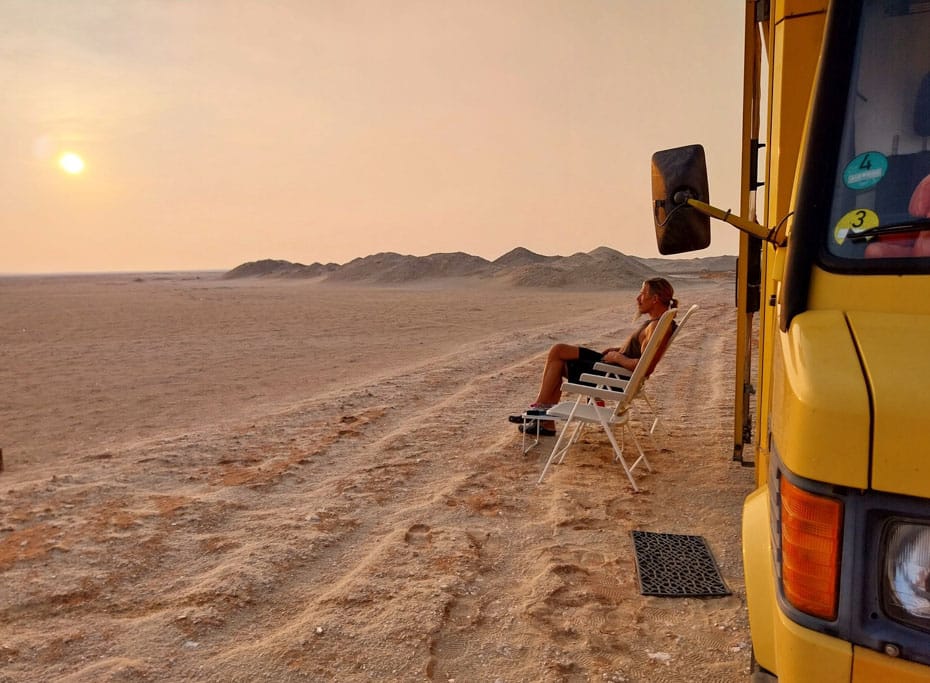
[631,530,730,597]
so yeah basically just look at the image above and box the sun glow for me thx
[59,152,85,174]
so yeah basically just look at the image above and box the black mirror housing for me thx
[651,144,712,254]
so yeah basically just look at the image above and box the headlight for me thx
[884,522,930,631]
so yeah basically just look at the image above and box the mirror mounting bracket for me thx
[685,199,782,245]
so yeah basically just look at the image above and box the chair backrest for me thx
[667,303,698,345]
[615,308,677,409]
[644,304,698,378]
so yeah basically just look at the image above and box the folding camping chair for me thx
[535,308,677,490]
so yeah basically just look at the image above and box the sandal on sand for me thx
[518,422,556,437]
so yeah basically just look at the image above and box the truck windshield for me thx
[826,1,930,261]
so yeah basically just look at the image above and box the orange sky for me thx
[2,1,745,274]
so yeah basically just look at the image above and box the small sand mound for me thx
[223,259,338,279]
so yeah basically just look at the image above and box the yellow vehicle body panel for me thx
[775,0,828,18]
[754,6,826,482]
[847,311,930,496]
[808,266,930,317]
[771,310,870,488]
[767,7,825,227]
[743,488,778,670]
[774,614,852,683]
[853,647,930,682]
[743,484,854,681]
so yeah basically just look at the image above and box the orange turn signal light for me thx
[780,477,843,620]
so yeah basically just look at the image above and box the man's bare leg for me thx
[529,343,579,430]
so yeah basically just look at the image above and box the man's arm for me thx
[601,349,636,370]
[601,320,658,370]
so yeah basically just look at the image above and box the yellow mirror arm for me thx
[686,199,776,244]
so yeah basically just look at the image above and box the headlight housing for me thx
[779,476,844,620]
[883,521,930,632]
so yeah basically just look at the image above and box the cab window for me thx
[826,1,930,261]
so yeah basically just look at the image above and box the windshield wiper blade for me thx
[846,219,930,242]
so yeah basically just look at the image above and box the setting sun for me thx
[59,152,85,174]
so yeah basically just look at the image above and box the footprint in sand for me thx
[404,523,431,546]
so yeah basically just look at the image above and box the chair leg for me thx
[635,408,661,452]
[521,417,541,455]
[556,421,584,465]
[639,391,660,434]
[537,425,568,484]
[537,399,583,484]
[538,421,581,484]
[624,423,652,473]
[601,418,639,493]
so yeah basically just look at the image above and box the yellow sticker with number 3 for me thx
[834,208,879,244]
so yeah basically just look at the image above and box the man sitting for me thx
[509,277,678,436]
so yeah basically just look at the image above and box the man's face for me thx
[636,283,654,313]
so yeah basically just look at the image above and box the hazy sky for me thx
[2,1,745,274]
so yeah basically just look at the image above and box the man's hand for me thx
[602,350,626,366]
[909,173,930,217]
[865,174,930,258]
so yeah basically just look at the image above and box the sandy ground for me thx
[0,274,753,682]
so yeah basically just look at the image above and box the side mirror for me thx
[651,144,711,254]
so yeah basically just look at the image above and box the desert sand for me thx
[1,273,752,682]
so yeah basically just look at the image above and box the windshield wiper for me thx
[846,219,930,242]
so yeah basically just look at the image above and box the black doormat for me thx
[631,530,730,597]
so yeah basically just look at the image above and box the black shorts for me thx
[565,346,605,384]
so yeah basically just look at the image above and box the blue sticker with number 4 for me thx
[843,152,888,190]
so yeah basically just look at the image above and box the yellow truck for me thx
[649,1,930,680]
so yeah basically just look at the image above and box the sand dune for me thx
[223,247,735,290]
[0,274,751,682]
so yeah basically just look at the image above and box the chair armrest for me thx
[579,373,630,390]
[560,381,624,403]
[593,362,632,378]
